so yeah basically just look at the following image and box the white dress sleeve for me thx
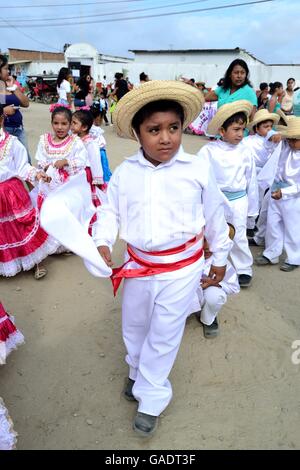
[35,135,49,171]
[12,138,37,183]
[66,138,88,175]
[86,140,103,184]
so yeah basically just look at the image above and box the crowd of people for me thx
[1,56,300,446]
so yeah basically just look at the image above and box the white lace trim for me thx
[0,237,59,277]
[0,208,42,250]
[0,330,25,365]
[0,206,32,223]
[0,398,17,450]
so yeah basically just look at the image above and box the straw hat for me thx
[247,109,279,130]
[207,100,253,136]
[228,223,236,240]
[276,108,290,126]
[113,80,204,140]
[280,117,300,139]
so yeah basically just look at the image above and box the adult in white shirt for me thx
[56,67,72,106]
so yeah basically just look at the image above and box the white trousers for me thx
[191,286,227,325]
[122,268,203,416]
[254,190,270,246]
[263,196,300,265]
[226,196,253,276]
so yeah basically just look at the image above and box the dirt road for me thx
[1,103,299,449]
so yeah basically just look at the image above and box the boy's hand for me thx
[201,265,226,289]
[269,133,282,144]
[97,245,113,267]
[53,159,68,169]
[271,189,282,200]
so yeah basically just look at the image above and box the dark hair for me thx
[73,109,94,131]
[0,103,4,117]
[139,72,148,81]
[90,103,101,119]
[269,82,283,94]
[51,106,72,122]
[115,72,123,80]
[254,119,274,132]
[57,67,70,88]
[222,59,252,90]
[287,78,295,83]
[217,78,224,87]
[190,78,195,84]
[259,82,268,91]
[132,100,185,134]
[222,112,247,131]
[0,54,8,72]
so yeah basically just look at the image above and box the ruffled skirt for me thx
[0,178,57,277]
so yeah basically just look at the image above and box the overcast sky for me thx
[0,0,298,64]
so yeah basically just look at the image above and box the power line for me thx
[0,16,62,51]
[0,0,276,28]
[1,0,211,23]
[0,0,146,8]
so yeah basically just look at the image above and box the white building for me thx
[64,43,133,83]
[129,48,300,88]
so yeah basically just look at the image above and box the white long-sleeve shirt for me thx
[242,133,273,171]
[0,132,37,183]
[93,146,232,280]
[271,140,300,199]
[198,139,259,218]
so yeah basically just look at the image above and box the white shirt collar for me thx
[126,145,191,168]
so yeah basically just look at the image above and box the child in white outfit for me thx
[197,100,259,288]
[94,81,232,437]
[191,225,240,338]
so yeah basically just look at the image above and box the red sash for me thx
[111,234,203,296]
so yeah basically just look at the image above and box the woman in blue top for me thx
[0,54,31,161]
[205,59,258,119]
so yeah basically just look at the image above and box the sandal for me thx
[34,264,47,280]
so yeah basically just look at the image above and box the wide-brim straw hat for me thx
[113,80,204,140]
[280,117,300,139]
[207,100,253,136]
[276,108,290,126]
[247,109,279,130]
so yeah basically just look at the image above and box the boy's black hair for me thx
[221,112,247,131]
[254,119,274,132]
[90,103,101,119]
[73,109,94,132]
[132,100,184,134]
[51,106,72,122]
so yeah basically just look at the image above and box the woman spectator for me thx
[205,59,257,118]
[56,67,72,106]
[281,78,295,115]
[85,75,94,107]
[0,54,31,162]
[268,82,284,113]
[110,72,129,102]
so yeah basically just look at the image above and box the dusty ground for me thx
[1,102,300,450]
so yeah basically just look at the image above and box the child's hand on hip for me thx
[201,265,226,289]
[271,189,282,200]
[98,246,113,267]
